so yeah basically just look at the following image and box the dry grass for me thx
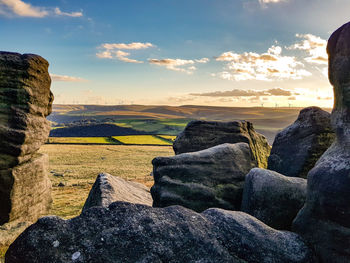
[112,135,172,145]
[39,144,173,219]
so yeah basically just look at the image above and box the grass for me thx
[48,137,118,144]
[157,135,177,142]
[112,135,173,145]
[39,144,174,219]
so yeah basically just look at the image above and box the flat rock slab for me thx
[268,106,334,178]
[241,168,306,230]
[0,153,52,225]
[6,202,316,263]
[82,173,152,212]
[173,120,271,168]
[151,143,257,212]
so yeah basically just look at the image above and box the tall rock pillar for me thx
[293,22,350,263]
[0,51,53,225]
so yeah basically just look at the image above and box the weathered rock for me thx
[0,51,53,225]
[241,168,306,230]
[5,202,316,263]
[268,106,335,178]
[0,154,52,225]
[173,120,271,168]
[292,22,350,263]
[82,173,152,212]
[0,52,53,170]
[151,143,257,212]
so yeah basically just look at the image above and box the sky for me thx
[1,0,350,107]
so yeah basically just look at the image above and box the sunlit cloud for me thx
[0,0,83,18]
[289,34,328,65]
[215,45,311,81]
[96,42,154,63]
[149,58,208,74]
[258,0,288,8]
[190,87,295,97]
[54,7,82,17]
[50,74,88,82]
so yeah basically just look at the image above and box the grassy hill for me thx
[48,104,331,144]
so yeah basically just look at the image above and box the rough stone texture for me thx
[0,51,53,225]
[173,120,271,168]
[0,52,53,169]
[292,22,350,263]
[82,173,152,212]
[268,106,335,178]
[241,168,306,230]
[151,143,257,212]
[6,202,316,263]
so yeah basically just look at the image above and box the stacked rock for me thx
[173,120,271,168]
[293,22,350,262]
[0,51,53,225]
[268,106,335,178]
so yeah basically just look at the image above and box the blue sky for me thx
[1,0,350,107]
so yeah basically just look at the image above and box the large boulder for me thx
[151,143,257,212]
[0,51,53,225]
[82,173,152,212]
[241,168,306,230]
[6,202,316,263]
[0,52,53,170]
[268,106,335,178]
[292,22,350,263]
[173,120,271,168]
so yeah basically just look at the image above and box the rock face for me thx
[173,120,271,168]
[292,22,350,263]
[268,106,335,178]
[151,143,257,212]
[241,168,306,230]
[0,52,53,225]
[82,173,152,212]
[6,202,316,263]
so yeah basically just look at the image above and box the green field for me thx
[48,137,118,144]
[112,135,173,145]
[48,135,176,146]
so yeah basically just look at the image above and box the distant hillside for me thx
[49,104,332,144]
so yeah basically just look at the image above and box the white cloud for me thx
[0,0,83,18]
[100,42,154,50]
[50,74,88,82]
[0,0,47,17]
[96,42,154,63]
[258,0,287,8]
[148,57,208,74]
[215,45,311,81]
[54,7,82,17]
[289,34,328,65]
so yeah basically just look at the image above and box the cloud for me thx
[215,45,311,81]
[289,34,328,65]
[0,0,47,17]
[0,0,83,18]
[100,42,154,50]
[190,88,294,97]
[96,42,154,63]
[258,0,287,8]
[50,74,88,82]
[54,7,82,17]
[149,58,207,74]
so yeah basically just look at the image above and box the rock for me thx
[57,182,65,187]
[292,22,350,263]
[173,120,271,168]
[5,202,316,263]
[268,106,334,178]
[0,51,53,225]
[0,52,53,170]
[82,173,152,212]
[151,143,257,212]
[0,153,52,225]
[241,168,306,230]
